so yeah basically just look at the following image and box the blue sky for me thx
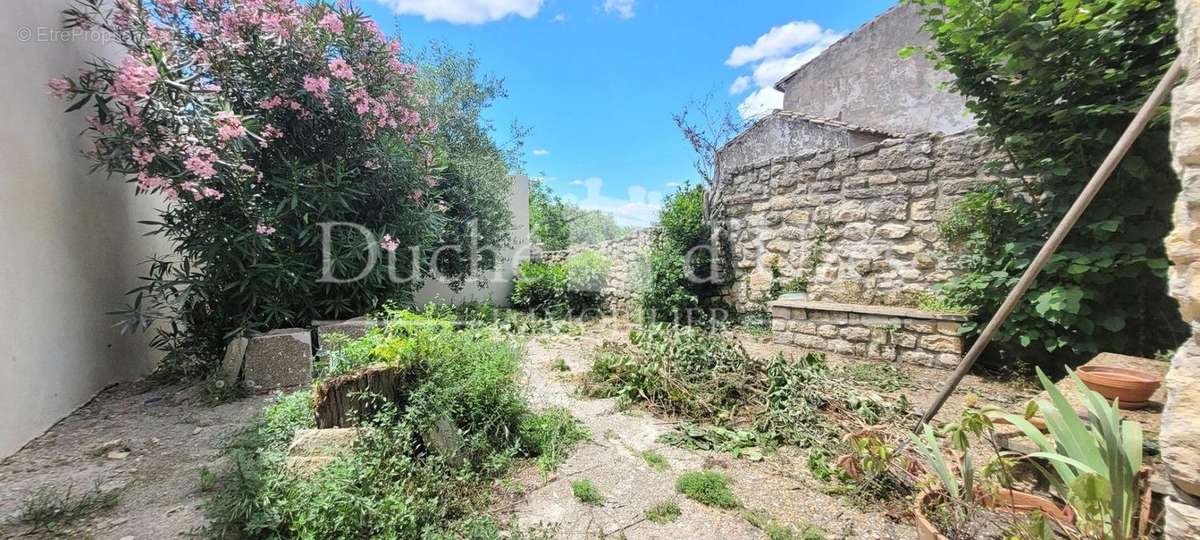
[359,0,898,226]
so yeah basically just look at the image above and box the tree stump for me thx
[312,363,420,428]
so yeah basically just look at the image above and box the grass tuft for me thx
[16,482,118,533]
[644,500,681,523]
[675,471,738,509]
[639,450,669,472]
[519,407,589,472]
[550,357,570,372]
[571,479,603,505]
[742,508,826,540]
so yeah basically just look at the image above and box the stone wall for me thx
[1163,0,1200,536]
[712,131,1007,312]
[567,227,656,308]
[770,299,966,368]
[716,111,895,178]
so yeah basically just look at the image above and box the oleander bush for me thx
[51,0,513,376]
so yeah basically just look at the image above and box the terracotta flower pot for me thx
[1076,365,1163,409]
[981,487,1075,526]
[915,487,1076,540]
[914,489,950,540]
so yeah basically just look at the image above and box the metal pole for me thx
[914,57,1184,431]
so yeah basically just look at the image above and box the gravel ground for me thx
[493,319,926,539]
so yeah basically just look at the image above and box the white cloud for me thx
[562,177,663,227]
[728,75,752,95]
[374,0,542,24]
[725,21,840,67]
[570,179,585,186]
[737,87,784,120]
[725,21,844,121]
[551,13,566,22]
[532,148,550,156]
[749,37,838,88]
[602,0,635,19]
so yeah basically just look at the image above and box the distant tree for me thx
[565,207,632,245]
[530,180,570,250]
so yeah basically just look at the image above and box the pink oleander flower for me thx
[113,55,159,109]
[302,75,331,104]
[380,234,399,252]
[214,111,247,142]
[184,146,218,179]
[201,187,224,200]
[328,58,354,80]
[132,148,155,166]
[423,175,438,188]
[409,190,423,204]
[136,172,169,191]
[319,12,344,33]
[256,224,276,236]
[258,95,284,110]
[47,78,71,99]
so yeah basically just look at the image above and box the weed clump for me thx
[644,500,681,523]
[676,471,738,509]
[639,450,669,472]
[571,479,603,505]
[204,310,586,538]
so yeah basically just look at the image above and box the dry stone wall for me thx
[1163,0,1200,536]
[770,299,967,368]
[567,227,656,309]
[712,131,1009,312]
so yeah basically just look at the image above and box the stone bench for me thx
[768,298,969,369]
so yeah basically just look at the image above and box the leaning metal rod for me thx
[914,57,1185,432]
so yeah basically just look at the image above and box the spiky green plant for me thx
[1003,368,1145,539]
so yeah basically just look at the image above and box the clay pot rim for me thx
[1077,365,1163,386]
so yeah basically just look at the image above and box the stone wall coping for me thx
[768,299,970,322]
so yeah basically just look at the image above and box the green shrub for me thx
[909,0,1185,364]
[205,313,585,538]
[676,471,738,509]
[510,250,610,316]
[644,500,681,523]
[571,479,603,504]
[640,184,721,324]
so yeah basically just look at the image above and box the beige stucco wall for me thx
[413,174,530,307]
[0,1,170,457]
[1163,0,1200,536]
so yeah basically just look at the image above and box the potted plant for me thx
[1003,368,1154,539]
[909,408,1075,539]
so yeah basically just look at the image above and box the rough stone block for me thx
[771,306,792,319]
[899,350,936,367]
[936,321,961,335]
[1166,495,1200,539]
[286,428,359,476]
[840,326,872,342]
[773,331,793,345]
[920,334,963,354]
[1163,340,1200,497]
[243,328,314,390]
[905,320,936,333]
[817,324,839,338]
[221,337,249,381]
